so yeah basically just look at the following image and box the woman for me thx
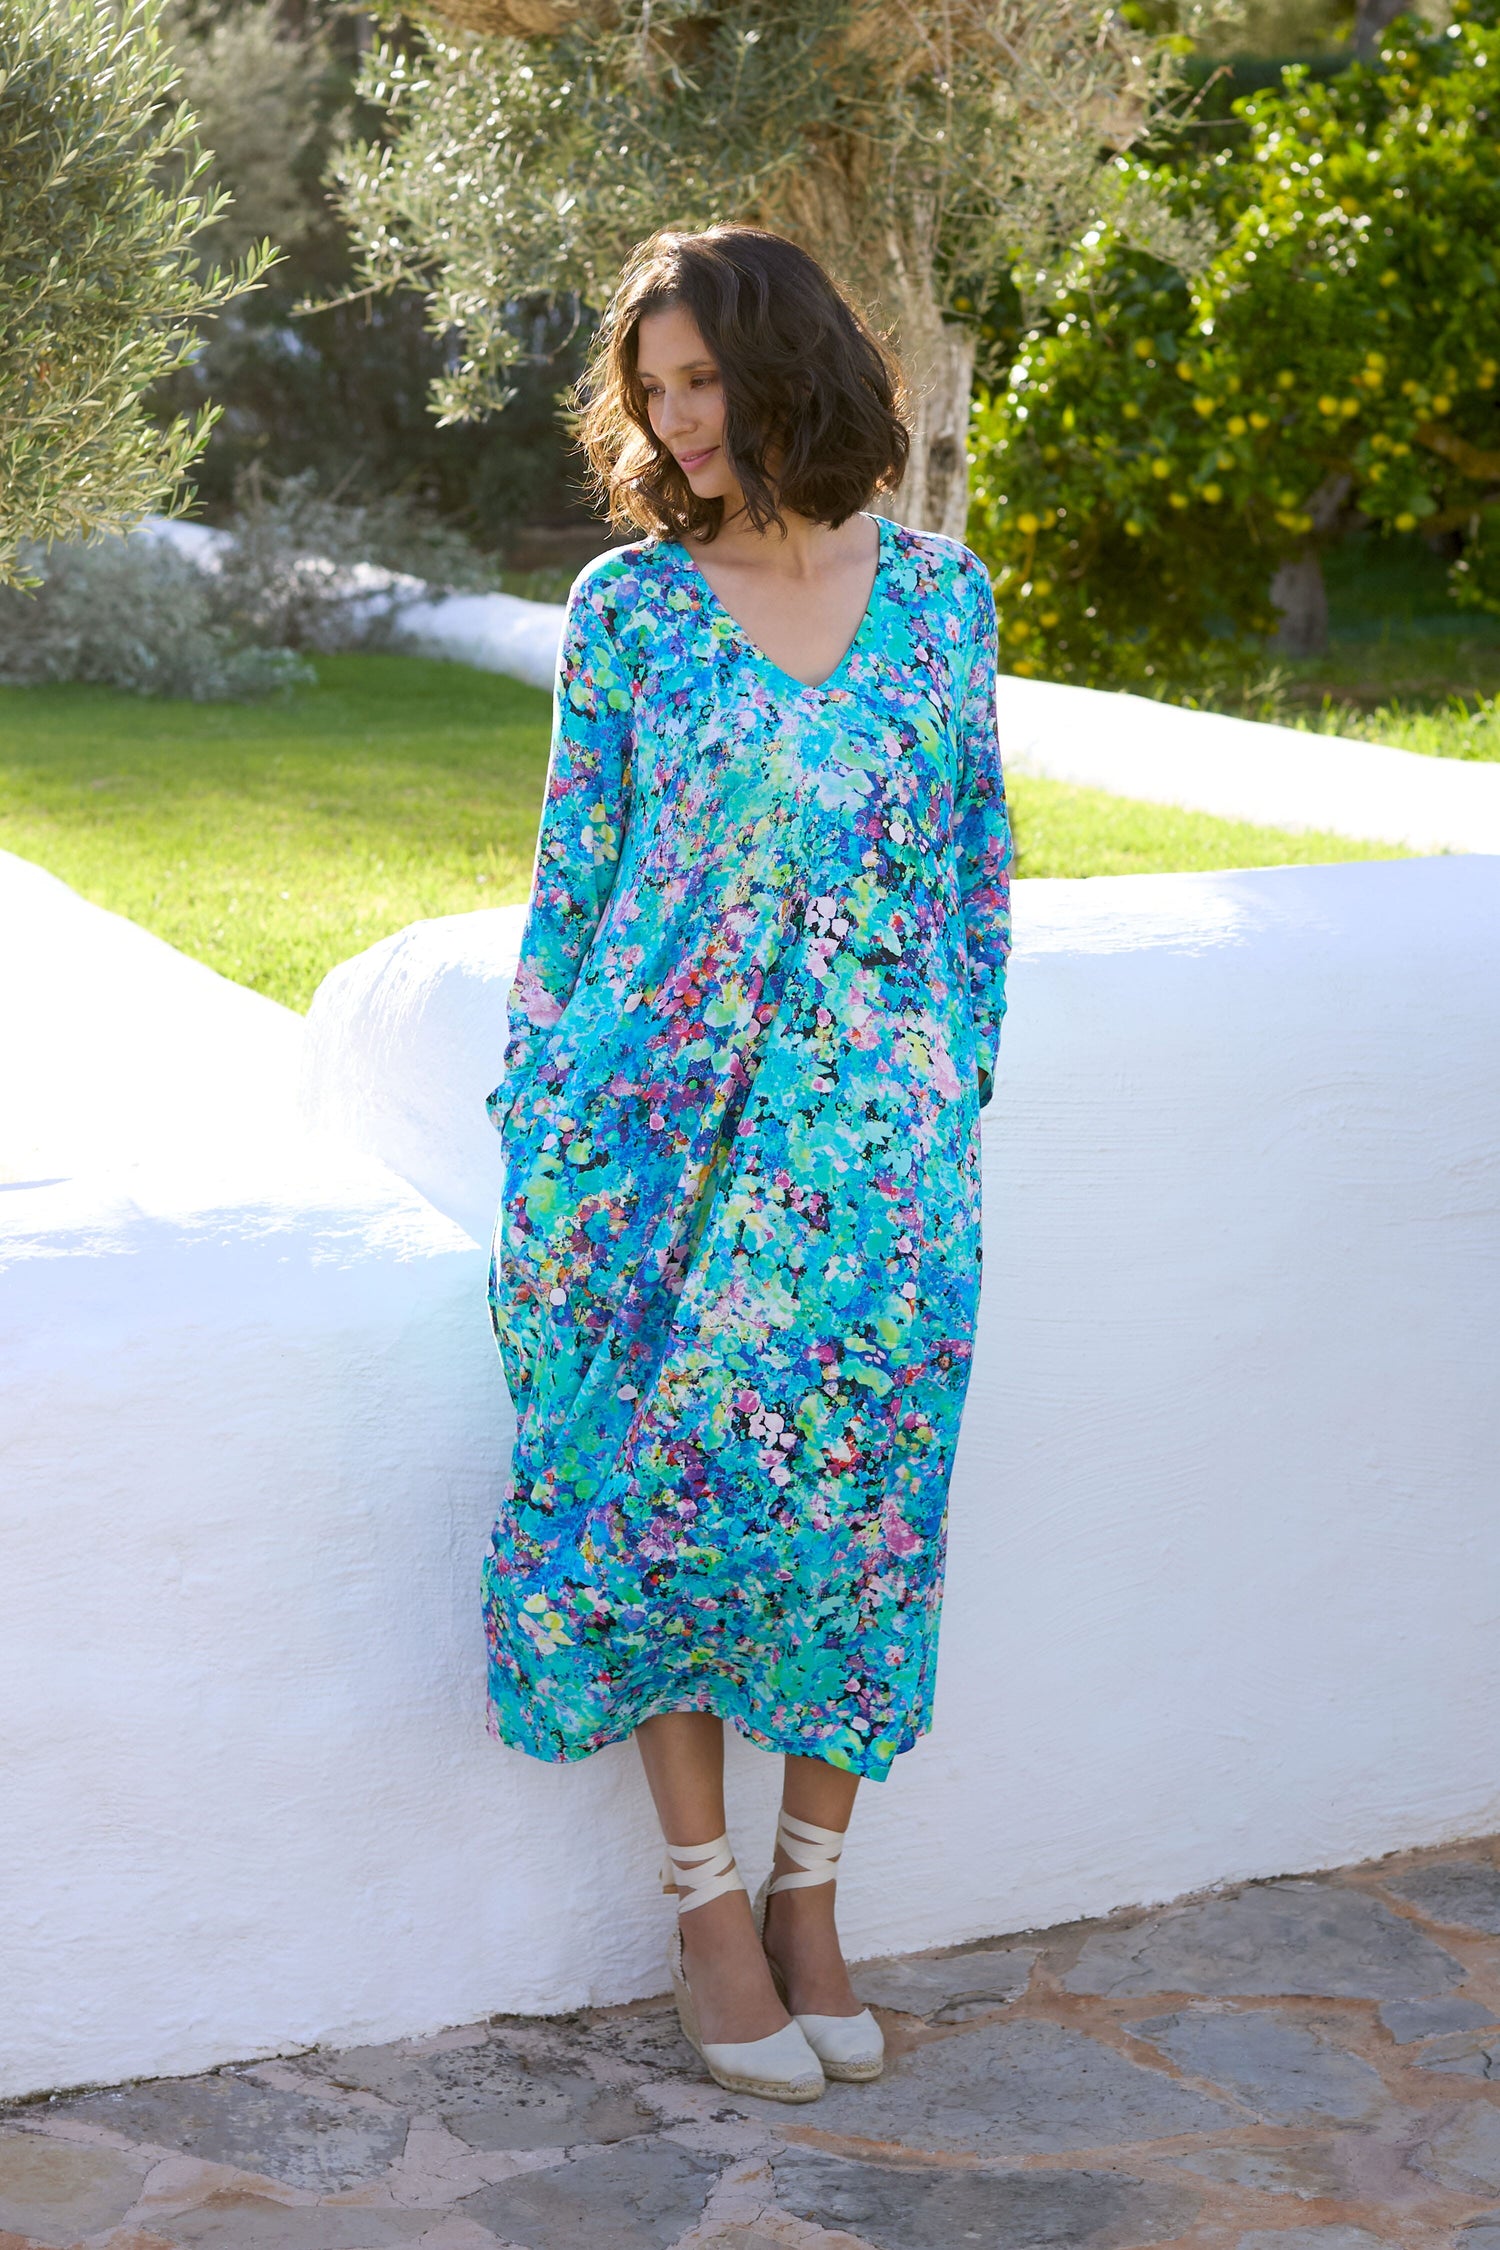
[483,226,1012,2103]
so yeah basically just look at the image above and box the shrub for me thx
[0,539,310,700]
[967,1,1500,685]
[212,471,501,653]
[0,474,501,697]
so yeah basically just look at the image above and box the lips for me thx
[676,446,718,473]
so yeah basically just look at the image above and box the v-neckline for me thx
[672,513,887,697]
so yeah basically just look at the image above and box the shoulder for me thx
[565,539,681,639]
[882,522,995,619]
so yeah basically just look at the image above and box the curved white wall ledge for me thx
[391,580,1500,852]
[995,672,1500,854]
[0,848,303,1183]
[4,851,1498,2099]
[137,520,1500,847]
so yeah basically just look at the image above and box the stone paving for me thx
[6,1836,1500,2250]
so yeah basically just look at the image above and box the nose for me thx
[656,384,697,443]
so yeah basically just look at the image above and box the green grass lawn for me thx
[0,652,1409,1012]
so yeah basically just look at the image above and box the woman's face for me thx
[635,303,742,508]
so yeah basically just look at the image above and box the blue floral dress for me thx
[483,516,1012,1781]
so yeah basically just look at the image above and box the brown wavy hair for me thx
[576,225,910,542]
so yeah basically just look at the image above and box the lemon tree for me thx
[968,1,1500,685]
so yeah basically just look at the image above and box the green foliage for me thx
[967,1,1500,684]
[149,0,587,546]
[331,0,1224,428]
[0,536,310,699]
[0,0,275,585]
[0,473,499,699]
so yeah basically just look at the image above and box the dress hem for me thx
[485,1682,924,1784]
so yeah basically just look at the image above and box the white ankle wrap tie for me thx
[766,1809,848,1894]
[661,1832,746,1914]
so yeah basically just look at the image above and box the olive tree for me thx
[332,0,1223,538]
[0,0,274,584]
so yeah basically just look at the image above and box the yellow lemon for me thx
[1227,415,1247,437]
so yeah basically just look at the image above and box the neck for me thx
[701,499,861,578]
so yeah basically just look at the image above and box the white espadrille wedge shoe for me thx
[753,1809,886,2082]
[662,1834,825,2103]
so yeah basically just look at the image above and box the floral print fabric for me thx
[483,516,1012,1781]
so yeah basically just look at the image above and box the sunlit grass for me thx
[0,656,546,1010]
[1007,773,1408,880]
[0,653,1412,1012]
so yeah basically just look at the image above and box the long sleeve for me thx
[952,560,1014,1110]
[490,569,634,1127]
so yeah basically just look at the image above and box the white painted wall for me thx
[0,847,303,1181]
[5,850,1495,2098]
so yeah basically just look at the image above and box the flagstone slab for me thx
[852,1942,1038,2022]
[143,2190,448,2248]
[1378,1996,1498,2044]
[1158,2137,1352,2200]
[555,2010,699,2084]
[743,2018,1237,2154]
[310,2038,655,2150]
[1062,1880,1465,1999]
[1411,2103,1500,2195]
[49,2072,409,2194]
[1412,2028,1500,2078]
[1459,2219,1500,2250]
[1130,2006,1386,2123]
[1233,2231,1389,2250]
[462,2139,720,2250]
[1382,1861,1500,1936]
[0,2128,148,2246]
[770,2146,1198,2250]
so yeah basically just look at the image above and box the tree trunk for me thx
[1268,473,1351,657]
[1270,549,1329,657]
[763,167,975,540]
[879,318,976,542]
[1353,0,1405,59]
